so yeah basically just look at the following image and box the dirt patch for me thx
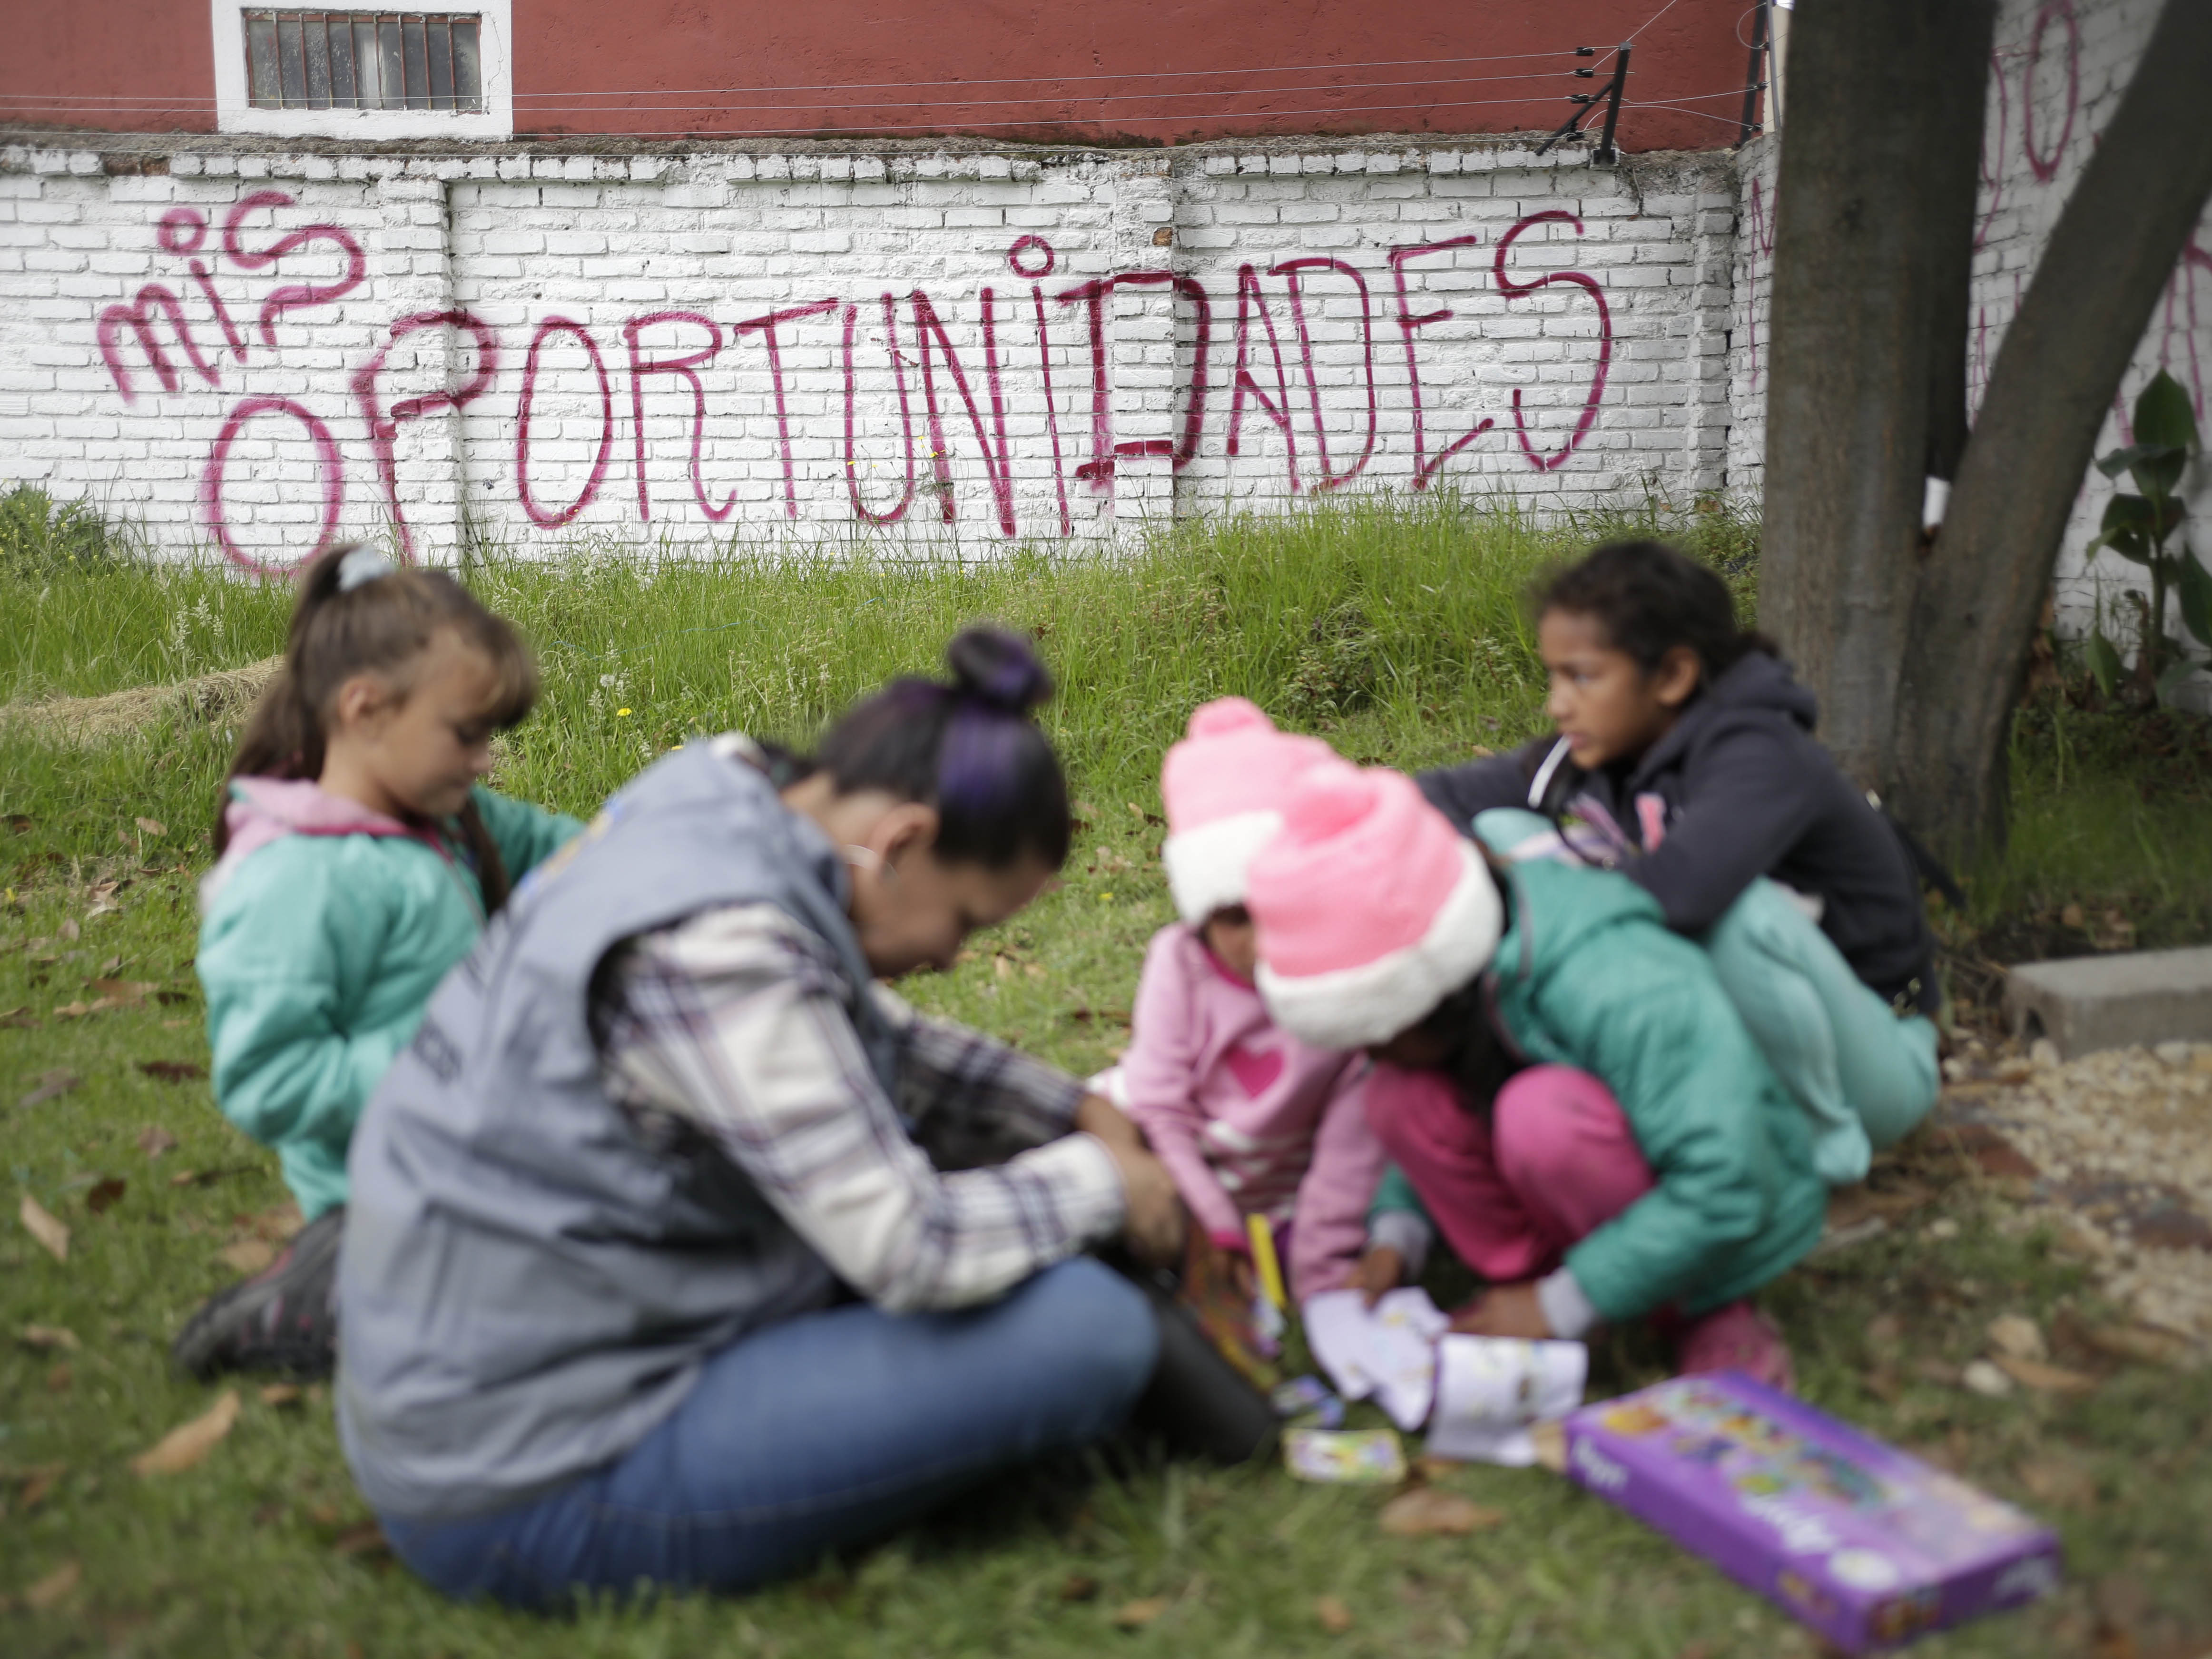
[1944,1041,2212,1349]
[1,658,280,744]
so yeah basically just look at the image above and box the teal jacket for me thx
[197,779,581,1218]
[1373,856,1826,1322]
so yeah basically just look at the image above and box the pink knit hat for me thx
[1159,698,1337,925]
[1247,761,1504,1049]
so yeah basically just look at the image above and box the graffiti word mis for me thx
[101,205,1613,574]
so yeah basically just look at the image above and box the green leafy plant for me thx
[0,482,141,577]
[2087,369,2208,701]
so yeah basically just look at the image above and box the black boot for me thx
[172,1205,344,1380]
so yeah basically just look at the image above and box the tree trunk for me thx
[1886,0,2212,862]
[1758,0,1994,787]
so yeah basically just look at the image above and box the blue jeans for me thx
[379,1257,1159,1609]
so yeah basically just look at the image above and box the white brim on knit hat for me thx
[1161,807,1283,925]
[1254,839,1504,1050]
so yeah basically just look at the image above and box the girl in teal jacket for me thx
[1247,762,1824,1389]
[180,544,579,1380]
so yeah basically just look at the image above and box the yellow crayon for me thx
[1246,1214,1288,1312]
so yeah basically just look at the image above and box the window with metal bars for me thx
[243,12,483,112]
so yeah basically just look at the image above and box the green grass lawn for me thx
[3,497,2209,1658]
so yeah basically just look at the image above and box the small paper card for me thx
[1424,1335,1589,1467]
[1301,1287,1449,1431]
[1284,1427,1408,1485]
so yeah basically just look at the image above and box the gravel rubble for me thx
[1944,1041,2212,1345]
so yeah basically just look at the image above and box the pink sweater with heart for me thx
[1121,923,1387,1303]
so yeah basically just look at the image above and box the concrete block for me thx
[2005,948,2212,1058]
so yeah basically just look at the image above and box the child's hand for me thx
[1449,1282,1553,1339]
[1353,1244,1404,1307]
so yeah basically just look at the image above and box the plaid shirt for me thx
[595,901,1127,1314]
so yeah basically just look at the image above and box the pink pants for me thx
[1364,1062,1654,1286]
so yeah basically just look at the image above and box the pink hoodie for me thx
[1121,921,1386,1303]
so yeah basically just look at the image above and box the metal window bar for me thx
[243,12,482,112]
[1738,0,1772,144]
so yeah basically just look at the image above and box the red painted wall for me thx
[1,1,218,136]
[514,0,1747,149]
[3,0,1749,150]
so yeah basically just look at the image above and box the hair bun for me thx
[944,626,1053,714]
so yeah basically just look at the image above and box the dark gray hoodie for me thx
[1417,652,1937,1011]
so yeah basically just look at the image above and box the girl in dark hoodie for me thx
[1411,540,1938,1188]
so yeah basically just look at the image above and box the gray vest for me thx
[336,743,896,1522]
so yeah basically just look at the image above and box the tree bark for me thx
[1758,0,1994,787]
[1886,0,2212,862]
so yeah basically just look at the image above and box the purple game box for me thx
[1563,1373,2061,1652]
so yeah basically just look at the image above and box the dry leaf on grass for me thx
[0,1006,39,1030]
[1988,1314,2048,1362]
[136,1126,178,1159]
[1316,1594,1354,1633]
[331,1521,391,1559]
[59,919,79,942]
[131,1390,240,1476]
[19,1194,69,1262]
[16,1069,79,1109]
[2077,1319,2200,1371]
[91,979,158,1003]
[218,1239,275,1275]
[1377,1487,1506,1537]
[136,1059,206,1083]
[22,1560,81,1611]
[85,1177,126,1215]
[2018,1453,2101,1512]
[13,1463,65,1510]
[1992,1353,2099,1395]
[135,817,167,837]
[20,1325,80,1352]
[259,1383,302,1408]
[1528,1419,1568,1474]
[1112,1596,1169,1630]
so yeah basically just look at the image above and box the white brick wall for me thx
[0,138,1734,570]
[7,0,2200,614]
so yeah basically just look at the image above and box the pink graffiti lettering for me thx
[2022,0,2079,184]
[350,309,500,560]
[1273,257,1377,492]
[1495,211,1612,472]
[98,285,222,404]
[1055,278,1115,492]
[1390,235,1494,489]
[732,300,840,520]
[1226,263,1300,492]
[1976,49,2010,251]
[1055,271,1212,495]
[624,311,736,524]
[1015,245,1072,537]
[223,189,367,349]
[157,208,206,256]
[203,395,343,577]
[187,261,250,363]
[910,287,1017,535]
[1006,235,1056,282]
[515,316,613,530]
[842,294,917,526]
[1744,177,1778,394]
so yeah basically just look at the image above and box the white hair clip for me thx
[337,546,394,592]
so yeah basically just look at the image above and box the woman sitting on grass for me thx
[337,628,1187,1608]
[183,544,579,1380]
